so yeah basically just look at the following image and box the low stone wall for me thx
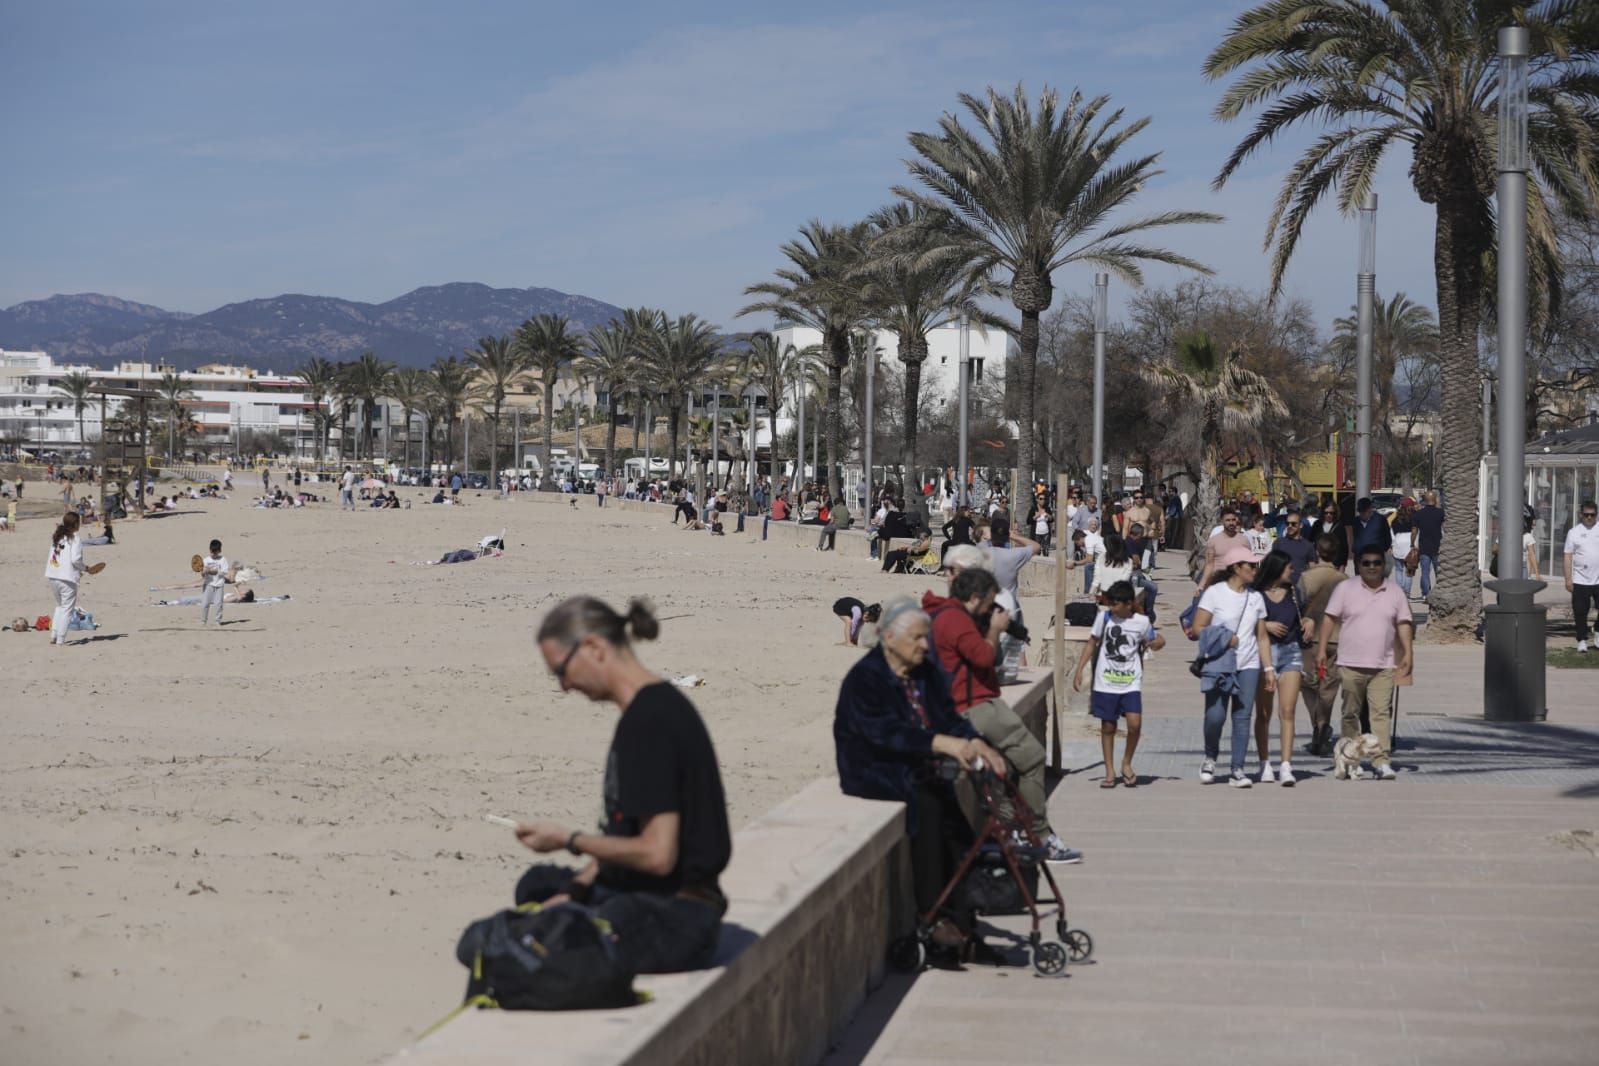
[388,779,908,1066]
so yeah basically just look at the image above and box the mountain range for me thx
[0,284,626,374]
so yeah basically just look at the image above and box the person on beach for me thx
[341,467,357,510]
[44,512,105,646]
[1074,580,1164,788]
[155,587,274,606]
[1251,551,1314,785]
[833,597,882,646]
[200,539,229,625]
[510,597,731,974]
[1191,543,1274,788]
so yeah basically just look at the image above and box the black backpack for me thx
[454,902,638,1011]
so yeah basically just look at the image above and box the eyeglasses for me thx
[552,640,584,681]
[1584,512,1598,519]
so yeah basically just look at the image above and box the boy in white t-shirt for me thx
[1072,580,1165,788]
[200,539,229,625]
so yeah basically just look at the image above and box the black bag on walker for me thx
[957,845,1040,916]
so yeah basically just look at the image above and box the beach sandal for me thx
[1099,777,1118,789]
[1122,771,1138,788]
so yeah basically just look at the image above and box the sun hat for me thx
[1216,542,1264,571]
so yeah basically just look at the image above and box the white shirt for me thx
[1566,521,1599,585]
[44,533,84,584]
[202,554,229,589]
[1197,582,1268,671]
[1090,560,1135,596]
[1089,611,1156,693]
[1081,530,1105,566]
[342,471,355,490]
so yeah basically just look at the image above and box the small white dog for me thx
[1333,734,1383,779]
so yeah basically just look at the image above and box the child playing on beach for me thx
[200,539,228,625]
[1072,580,1164,788]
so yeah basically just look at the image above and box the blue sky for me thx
[1,0,1441,334]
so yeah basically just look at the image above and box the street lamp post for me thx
[1355,193,1378,502]
[794,377,805,485]
[1481,374,1493,456]
[711,385,720,491]
[863,340,876,509]
[957,314,971,508]
[1485,23,1546,723]
[747,387,758,502]
[1092,273,1108,503]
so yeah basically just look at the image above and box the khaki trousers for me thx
[1339,666,1395,765]
[961,698,1052,838]
[1303,642,1341,730]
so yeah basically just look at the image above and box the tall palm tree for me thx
[582,322,638,478]
[640,314,725,479]
[388,367,432,472]
[623,307,667,465]
[55,371,96,451]
[467,334,529,479]
[893,84,1222,480]
[742,332,803,486]
[346,350,393,460]
[1330,292,1440,464]
[155,371,195,461]
[1204,1,1599,640]
[515,313,586,486]
[428,356,472,470]
[295,357,339,462]
[862,202,999,472]
[741,220,875,497]
[1143,330,1289,574]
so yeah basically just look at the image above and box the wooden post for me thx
[1051,472,1070,772]
[98,392,108,517]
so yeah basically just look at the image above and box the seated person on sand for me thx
[81,520,115,546]
[501,596,730,974]
[834,597,1007,964]
[881,531,934,574]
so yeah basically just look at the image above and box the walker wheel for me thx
[1064,928,1094,962]
[889,935,926,973]
[1032,941,1068,976]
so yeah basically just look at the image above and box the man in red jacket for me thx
[922,567,1082,865]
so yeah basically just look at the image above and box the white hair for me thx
[944,544,987,572]
[877,597,929,638]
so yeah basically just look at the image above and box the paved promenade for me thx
[829,644,1599,1066]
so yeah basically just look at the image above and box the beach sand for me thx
[1,486,1004,1066]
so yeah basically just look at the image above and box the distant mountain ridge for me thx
[0,284,627,374]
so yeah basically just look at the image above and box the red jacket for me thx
[920,591,1000,712]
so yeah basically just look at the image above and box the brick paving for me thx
[826,642,1599,1066]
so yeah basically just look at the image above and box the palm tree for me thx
[515,313,586,486]
[346,351,393,460]
[893,84,1222,481]
[388,367,433,472]
[1329,292,1440,465]
[295,357,339,462]
[155,371,195,461]
[640,314,725,479]
[55,371,96,451]
[862,202,999,473]
[1204,1,1599,640]
[582,322,637,479]
[741,220,875,497]
[428,356,472,470]
[467,335,529,480]
[1143,330,1289,575]
[742,332,803,487]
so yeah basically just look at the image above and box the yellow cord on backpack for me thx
[416,993,497,1042]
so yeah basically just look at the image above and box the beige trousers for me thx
[961,698,1052,838]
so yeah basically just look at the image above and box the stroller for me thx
[890,758,1093,977]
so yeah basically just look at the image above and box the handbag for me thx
[1189,589,1253,677]
[1404,545,1420,574]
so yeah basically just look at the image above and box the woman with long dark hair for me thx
[43,511,105,646]
[1250,552,1314,785]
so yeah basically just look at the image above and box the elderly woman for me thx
[834,598,1006,957]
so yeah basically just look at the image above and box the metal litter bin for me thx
[1482,578,1548,722]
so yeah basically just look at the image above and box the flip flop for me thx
[1122,771,1138,788]
[1099,778,1118,788]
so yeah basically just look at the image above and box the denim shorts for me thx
[1271,640,1305,675]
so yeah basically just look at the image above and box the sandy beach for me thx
[1,485,1010,1066]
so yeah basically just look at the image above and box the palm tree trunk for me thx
[901,335,929,471]
[668,404,683,480]
[1011,269,1051,482]
[825,327,849,498]
[1428,199,1488,642]
[606,396,618,478]
[542,378,556,488]
[1191,434,1223,581]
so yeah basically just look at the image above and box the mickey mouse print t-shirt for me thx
[1089,611,1156,693]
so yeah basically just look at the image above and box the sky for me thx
[0,0,1443,334]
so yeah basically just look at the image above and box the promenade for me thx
[829,641,1599,1066]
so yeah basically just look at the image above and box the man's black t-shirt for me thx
[1270,535,1316,580]
[943,515,975,545]
[1413,505,1444,555]
[598,682,731,895]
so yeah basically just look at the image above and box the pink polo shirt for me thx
[1325,577,1413,669]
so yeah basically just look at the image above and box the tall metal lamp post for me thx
[862,340,876,510]
[1355,193,1378,502]
[1484,23,1546,723]
[1091,273,1108,503]
[957,313,970,508]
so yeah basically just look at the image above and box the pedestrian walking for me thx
[1251,552,1314,785]
[44,512,105,646]
[1389,497,1419,598]
[1300,534,1347,756]
[1412,491,1445,597]
[1073,580,1164,788]
[1350,497,1392,569]
[1564,499,1599,653]
[1191,543,1274,788]
[1196,507,1247,591]
[200,538,228,625]
[341,466,357,510]
[1316,545,1414,779]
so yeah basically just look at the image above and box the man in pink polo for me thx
[1315,543,1414,779]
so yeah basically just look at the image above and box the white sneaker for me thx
[1258,762,1275,784]
[1229,771,1253,789]
[1376,764,1397,780]
[1278,763,1296,786]
[1199,760,1216,784]
[1580,640,1590,653]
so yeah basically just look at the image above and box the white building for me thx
[0,348,321,457]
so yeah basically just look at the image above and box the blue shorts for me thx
[1271,641,1304,675]
[1090,691,1144,721]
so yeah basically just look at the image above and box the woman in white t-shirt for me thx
[1191,542,1275,787]
[43,512,104,646]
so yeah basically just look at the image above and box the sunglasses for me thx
[1359,559,1385,568]
[552,640,584,681]
[1286,521,1301,528]
[1585,512,1598,519]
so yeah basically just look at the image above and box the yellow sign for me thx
[1296,452,1337,492]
